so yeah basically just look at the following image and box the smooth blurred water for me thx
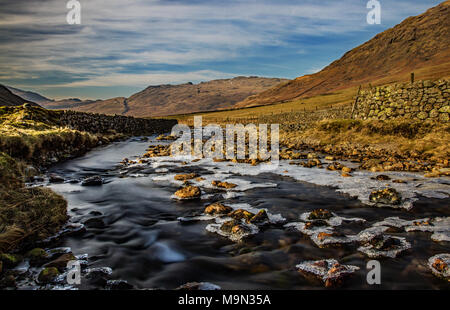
[46,137,450,290]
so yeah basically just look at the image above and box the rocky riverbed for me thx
[1,135,449,290]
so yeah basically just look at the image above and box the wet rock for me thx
[26,248,49,266]
[392,179,406,184]
[358,235,411,258]
[81,175,103,186]
[0,274,16,288]
[296,259,359,288]
[156,134,176,141]
[228,209,255,222]
[211,180,237,189]
[49,173,65,183]
[85,267,113,287]
[374,174,391,181]
[106,279,134,290]
[0,253,22,268]
[248,210,269,224]
[308,209,332,220]
[176,282,221,290]
[342,166,352,173]
[428,254,450,281]
[174,185,201,199]
[43,253,76,271]
[341,172,352,177]
[89,211,103,216]
[38,267,60,284]
[83,217,106,229]
[369,188,401,205]
[220,220,241,234]
[204,202,233,215]
[174,173,198,181]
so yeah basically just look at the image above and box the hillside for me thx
[67,76,286,117]
[6,86,53,105]
[0,85,39,107]
[236,1,450,108]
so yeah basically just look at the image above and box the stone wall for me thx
[58,110,177,135]
[353,79,449,122]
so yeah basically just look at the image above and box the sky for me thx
[0,0,443,100]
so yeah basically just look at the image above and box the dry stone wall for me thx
[353,79,449,122]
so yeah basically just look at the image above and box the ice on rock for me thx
[431,231,450,242]
[373,217,430,229]
[299,211,365,227]
[356,226,390,243]
[405,217,450,233]
[358,236,411,258]
[206,220,259,242]
[296,259,359,287]
[284,222,333,236]
[428,254,450,281]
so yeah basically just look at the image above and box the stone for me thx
[308,209,332,220]
[228,209,255,222]
[49,173,64,183]
[204,202,233,215]
[369,188,401,205]
[81,175,103,186]
[43,253,76,271]
[174,186,201,199]
[417,111,428,120]
[84,217,106,228]
[26,248,49,266]
[0,253,22,268]
[248,210,269,224]
[38,267,60,283]
[211,180,237,189]
[174,173,198,181]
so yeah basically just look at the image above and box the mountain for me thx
[0,84,39,107]
[6,86,53,105]
[118,76,287,117]
[236,1,450,108]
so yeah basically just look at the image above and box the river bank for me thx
[0,106,177,285]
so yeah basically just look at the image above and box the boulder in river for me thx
[228,209,255,222]
[428,254,450,282]
[296,259,359,288]
[369,188,401,205]
[26,248,49,266]
[174,173,198,181]
[308,209,333,220]
[81,176,104,186]
[43,253,76,271]
[49,173,64,183]
[174,185,201,199]
[204,202,233,215]
[38,267,60,284]
[211,180,237,189]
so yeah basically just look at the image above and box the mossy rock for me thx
[26,248,49,265]
[38,267,60,284]
[439,106,450,113]
[0,253,22,268]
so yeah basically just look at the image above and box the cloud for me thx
[0,0,443,98]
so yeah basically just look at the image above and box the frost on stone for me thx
[358,236,411,258]
[373,217,430,229]
[296,259,359,287]
[427,254,450,281]
[431,231,450,242]
[284,222,332,236]
[299,211,365,227]
[310,231,359,248]
[405,217,450,233]
[206,219,259,242]
[357,226,390,243]
[176,282,221,290]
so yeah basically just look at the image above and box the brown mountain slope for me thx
[0,84,38,107]
[123,76,287,117]
[236,1,450,108]
[67,76,286,117]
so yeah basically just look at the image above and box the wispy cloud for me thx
[0,0,443,98]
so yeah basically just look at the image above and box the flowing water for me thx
[43,136,450,290]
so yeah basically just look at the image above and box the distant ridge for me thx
[236,1,450,108]
[0,84,39,107]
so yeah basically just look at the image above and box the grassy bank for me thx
[0,106,126,254]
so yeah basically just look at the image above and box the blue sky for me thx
[0,0,443,100]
